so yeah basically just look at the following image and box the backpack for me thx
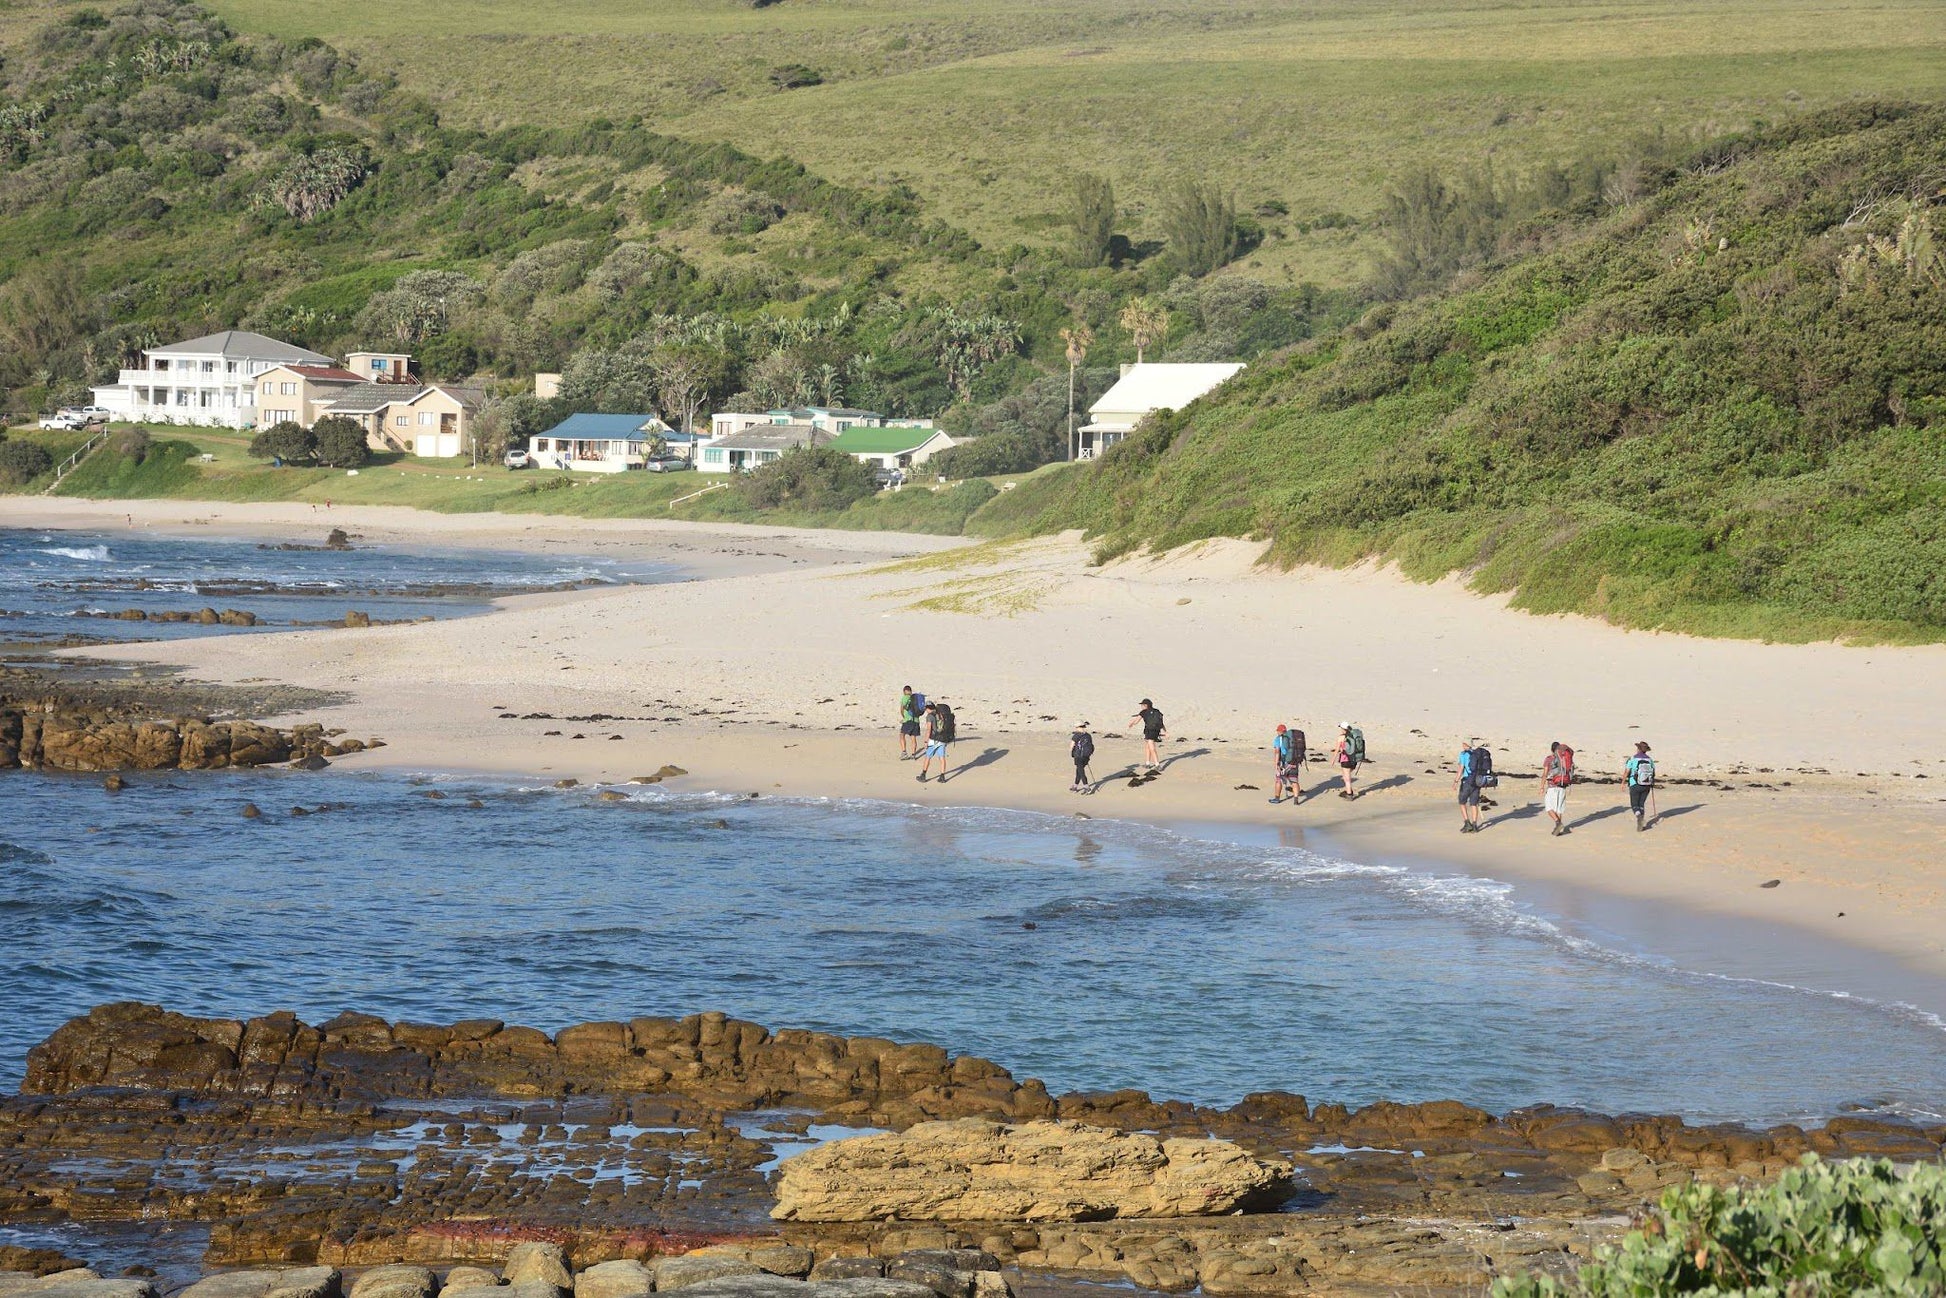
[1072,731,1095,764]
[908,691,927,718]
[1631,755,1656,787]
[1278,729,1304,767]
[1550,746,1575,787]
[1469,746,1497,787]
[1346,726,1367,763]
[933,703,956,744]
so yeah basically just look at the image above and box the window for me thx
[226,362,237,373]
[395,414,408,426]
[154,358,169,371]
[418,411,434,426]
[372,358,389,372]
[201,361,215,372]
[262,381,274,395]
[175,390,189,406]
[280,382,296,396]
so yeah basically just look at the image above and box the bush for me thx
[248,420,317,463]
[735,445,876,511]
[1492,1156,1946,1297]
[0,438,53,485]
[312,416,369,468]
[111,428,151,463]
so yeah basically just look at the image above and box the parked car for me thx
[503,448,532,469]
[642,455,693,473]
[69,406,114,423]
[38,412,85,430]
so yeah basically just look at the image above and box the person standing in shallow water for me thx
[1625,740,1657,831]
[1127,698,1166,773]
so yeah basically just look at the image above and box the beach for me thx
[13,494,1946,987]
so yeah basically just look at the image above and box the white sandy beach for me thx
[12,496,1946,983]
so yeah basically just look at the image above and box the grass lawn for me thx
[201,0,1946,285]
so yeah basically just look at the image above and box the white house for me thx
[827,425,956,471]
[696,423,833,472]
[1076,362,1246,459]
[92,330,334,428]
[528,413,686,472]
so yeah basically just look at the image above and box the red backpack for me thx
[1550,746,1575,786]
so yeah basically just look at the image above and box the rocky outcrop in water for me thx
[773,1121,1291,1222]
[0,711,378,771]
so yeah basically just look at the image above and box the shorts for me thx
[1277,763,1302,785]
[924,740,946,758]
[901,720,921,736]
[1457,784,1481,806]
[1143,730,1164,744]
[1544,786,1567,815]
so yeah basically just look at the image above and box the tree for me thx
[735,445,876,512]
[1069,173,1116,268]
[1161,179,1241,278]
[560,344,659,413]
[312,416,368,468]
[1060,323,1093,461]
[248,420,316,464]
[649,346,728,433]
[1118,296,1170,363]
[359,270,484,347]
[923,306,1021,403]
[260,145,368,222]
[0,437,53,485]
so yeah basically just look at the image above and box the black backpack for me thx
[1289,729,1307,764]
[934,703,956,743]
[1469,746,1497,787]
[1072,731,1095,763]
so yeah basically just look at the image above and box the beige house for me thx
[322,382,487,457]
[252,364,365,430]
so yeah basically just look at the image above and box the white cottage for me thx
[1076,362,1246,459]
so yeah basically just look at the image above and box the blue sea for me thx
[0,527,674,644]
[3,530,1944,1127]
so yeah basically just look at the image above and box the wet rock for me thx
[343,612,371,629]
[241,803,261,819]
[0,1253,89,1280]
[683,1248,811,1280]
[346,1268,432,1298]
[569,1262,649,1298]
[502,1245,569,1292]
[291,755,330,771]
[23,1283,157,1298]
[891,1255,995,1276]
[882,1263,968,1298]
[810,1283,936,1298]
[103,773,124,792]
[773,1120,1292,1222]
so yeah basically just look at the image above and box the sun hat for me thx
[1635,740,1652,751]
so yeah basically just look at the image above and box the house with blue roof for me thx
[528,413,687,472]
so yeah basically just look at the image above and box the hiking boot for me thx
[917,773,928,783]
[1560,825,1571,835]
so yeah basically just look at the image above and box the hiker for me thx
[1456,738,1494,832]
[897,685,926,760]
[1332,722,1365,799]
[1541,740,1575,836]
[1070,722,1095,793]
[917,699,956,784]
[1127,698,1166,773]
[1625,740,1657,831]
[1271,724,1306,803]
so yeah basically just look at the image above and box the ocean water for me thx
[3,769,1943,1126]
[0,527,675,644]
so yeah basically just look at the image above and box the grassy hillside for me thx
[1021,103,1946,642]
[200,0,1946,285]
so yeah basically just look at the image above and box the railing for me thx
[42,430,108,494]
[668,482,729,510]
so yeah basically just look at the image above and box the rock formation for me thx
[773,1120,1291,1222]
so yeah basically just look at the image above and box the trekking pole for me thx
[1650,787,1659,824]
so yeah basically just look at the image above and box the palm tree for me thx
[1060,324,1094,462]
[1118,297,1169,363]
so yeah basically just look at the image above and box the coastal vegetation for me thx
[1494,1156,1946,1296]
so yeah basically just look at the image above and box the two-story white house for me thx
[91,331,336,429]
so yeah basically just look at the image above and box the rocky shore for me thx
[7,1005,1943,1296]
[0,668,375,772]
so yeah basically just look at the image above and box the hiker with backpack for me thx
[1456,739,1495,832]
[1540,740,1575,836]
[1625,740,1657,831]
[1271,724,1306,803]
[898,685,926,760]
[917,699,957,784]
[1332,722,1365,799]
[1070,722,1095,793]
[1127,699,1167,774]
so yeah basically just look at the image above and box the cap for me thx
[1338,720,1351,729]
[1140,698,1152,707]
[1076,720,1090,729]
[1275,724,1287,733]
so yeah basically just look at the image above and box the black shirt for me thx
[1137,707,1164,739]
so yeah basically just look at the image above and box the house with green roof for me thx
[826,424,957,473]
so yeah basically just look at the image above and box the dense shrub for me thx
[735,445,875,511]
[0,438,54,485]
[311,416,368,468]
[1493,1156,1946,1296]
[248,420,316,463]
[111,428,151,463]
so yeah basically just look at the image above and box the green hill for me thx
[1021,103,1946,642]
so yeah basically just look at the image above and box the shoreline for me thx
[16,496,1946,1000]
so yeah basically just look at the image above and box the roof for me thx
[828,426,949,455]
[322,381,486,414]
[709,423,834,452]
[540,413,660,440]
[768,407,882,421]
[1089,363,1246,418]
[152,331,333,365]
[276,365,362,382]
